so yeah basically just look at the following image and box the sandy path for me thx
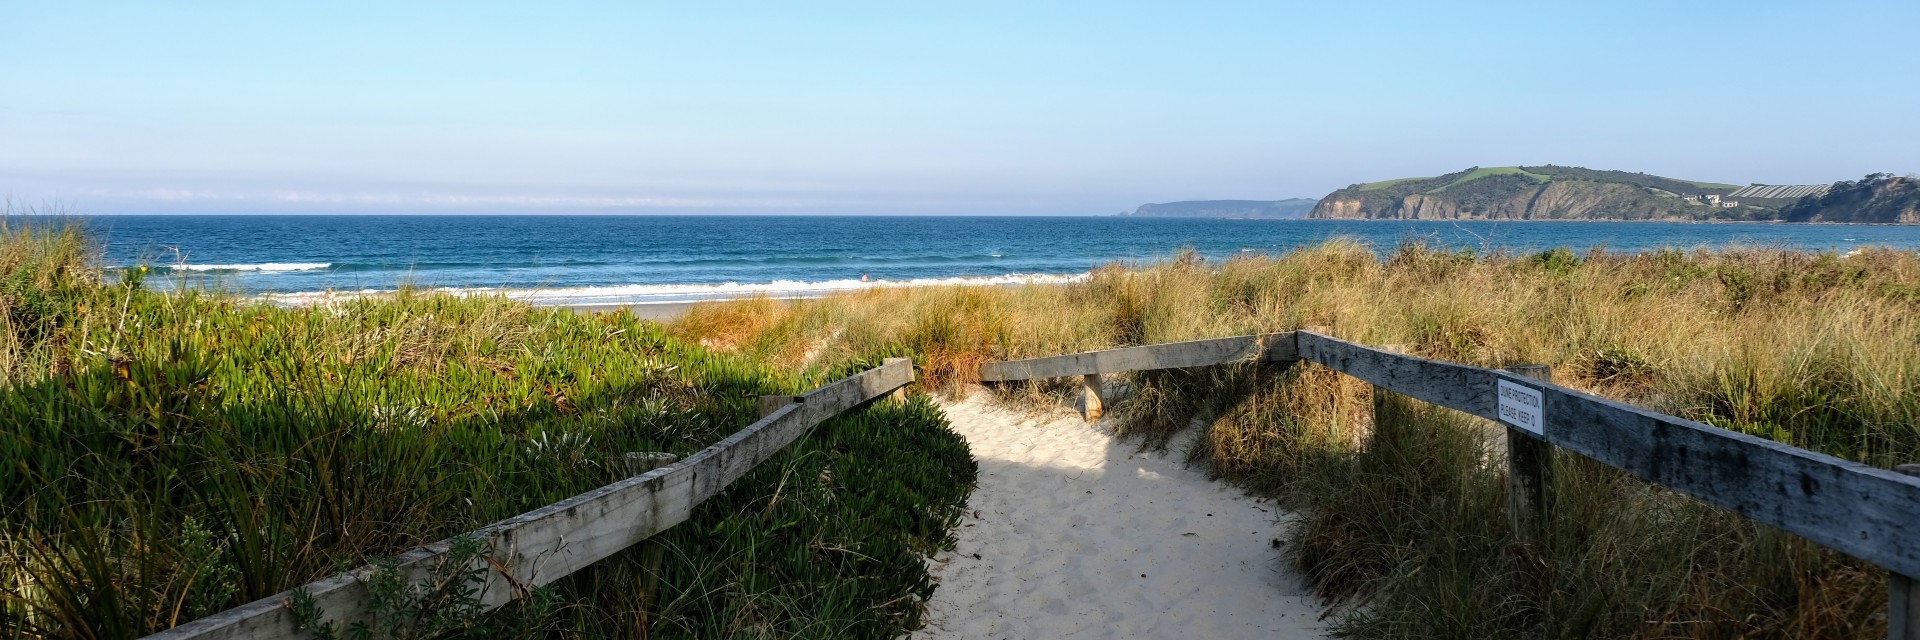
[917,394,1326,639]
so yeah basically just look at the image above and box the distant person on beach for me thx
[861,274,870,282]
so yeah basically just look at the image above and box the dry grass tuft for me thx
[0,210,97,384]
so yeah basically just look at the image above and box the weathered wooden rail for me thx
[981,331,1920,637]
[145,358,915,640]
[979,333,1297,421]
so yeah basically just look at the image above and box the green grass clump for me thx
[0,217,95,384]
[0,220,975,639]
[609,396,975,637]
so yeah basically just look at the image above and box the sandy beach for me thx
[918,393,1325,639]
[563,301,702,321]
[560,278,1087,321]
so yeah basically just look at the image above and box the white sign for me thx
[1497,380,1544,435]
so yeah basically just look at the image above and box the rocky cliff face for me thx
[1309,168,1745,221]
[1311,197,1369,219]
[1778,175,1920,223]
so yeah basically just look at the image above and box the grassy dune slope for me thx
[0,220,975,639]
[672,241,1920,638]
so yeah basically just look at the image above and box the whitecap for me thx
[259,273,1090,308]
[163,263,333,273]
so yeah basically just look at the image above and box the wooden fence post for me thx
[1893,464,1920,639]
[1082,373,1103,422]
[1370,344,1410,441]
[1503,364,1553,545]
[881,357,914,405]
[622,451,680,626]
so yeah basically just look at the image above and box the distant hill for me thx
[1309,165,1764,221]
[1777,174,1920,223]
[1123,198,1319,219]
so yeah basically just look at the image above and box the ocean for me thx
[80,215,1920,307]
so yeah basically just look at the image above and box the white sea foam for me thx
[156,263,334,273]
[259,272,1089,307]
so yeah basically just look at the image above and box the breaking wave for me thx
[143,263,335,273]
[258,272,1089,307]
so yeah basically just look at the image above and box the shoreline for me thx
[247,273,1090,311]
[242,275,1091,320]
[561,300,705,320]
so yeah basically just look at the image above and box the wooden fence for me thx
[144,358,915,640]
[979,330,1920,638]
[979,333,1297,421]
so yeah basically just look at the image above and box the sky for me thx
[2,1,1916,215]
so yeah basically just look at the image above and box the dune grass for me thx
[0,218,975,639]
[670,240,1920,638]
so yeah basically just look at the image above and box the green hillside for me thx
[1311,165,1760,221]
[1432,166,1550,192]
[1356,176,1431,191]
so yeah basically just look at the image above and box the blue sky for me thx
[2,1,1915,215]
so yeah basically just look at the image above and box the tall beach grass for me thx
[671,240,1920,638]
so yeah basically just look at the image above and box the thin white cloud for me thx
[265,191,725,208]
[78,187,810,209]
[121,188,252,202]
[24,179,1111,214]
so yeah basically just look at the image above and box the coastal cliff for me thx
[1308,166,1759,221]
[1779,174,1920,223]
[1135,168,1916,224]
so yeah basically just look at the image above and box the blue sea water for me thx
[78,215,1920,306]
